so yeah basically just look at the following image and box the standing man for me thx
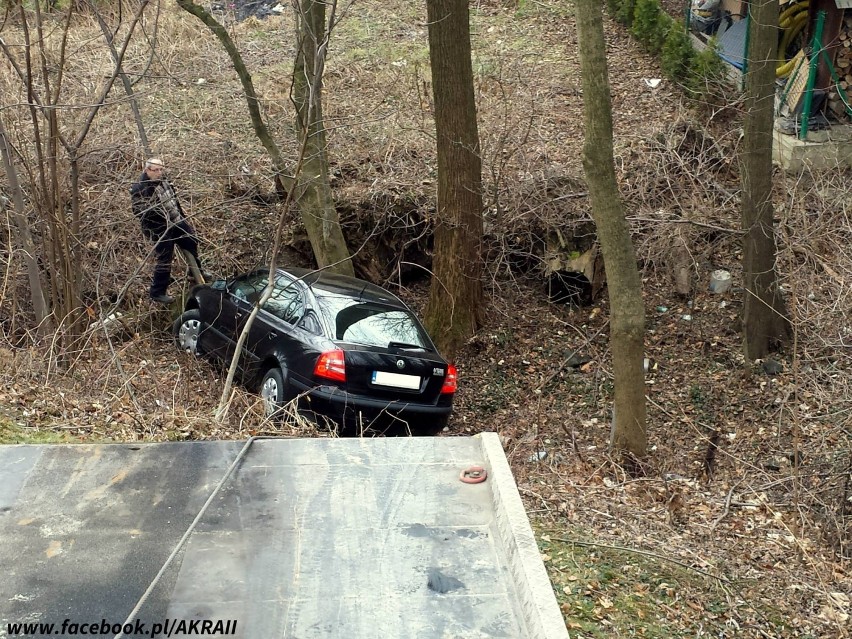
[131,158,207,304]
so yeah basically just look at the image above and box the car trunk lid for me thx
[340,346,448,403]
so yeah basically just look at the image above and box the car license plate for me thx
[371,370,420,390]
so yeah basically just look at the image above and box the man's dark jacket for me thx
[130,173,185,240]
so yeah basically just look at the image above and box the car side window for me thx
[229,273,306,324]
[297,311,322,335]
[263,282,305,325]
[230,275,264,304]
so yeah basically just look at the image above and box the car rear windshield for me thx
[316,294,430,349]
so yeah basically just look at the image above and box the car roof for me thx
[280,267,406,308]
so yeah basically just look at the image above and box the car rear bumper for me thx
[291,380,452,428]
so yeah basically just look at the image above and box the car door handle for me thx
[268,332,277,340]
[236,312,243,319]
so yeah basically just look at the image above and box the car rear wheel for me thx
[260,367,289,418]
[174,309,205,356]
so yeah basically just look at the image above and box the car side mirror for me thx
[210,279,227,291]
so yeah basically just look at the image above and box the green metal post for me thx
[799,10,826,141]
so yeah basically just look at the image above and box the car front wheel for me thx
[260,367,289,418]
[174,309,205,356]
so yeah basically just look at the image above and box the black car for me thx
[173,267,456,431]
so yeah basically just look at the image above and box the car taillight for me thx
[440,364,458,394]
[314,349,346,382]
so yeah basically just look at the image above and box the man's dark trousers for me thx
[148,221,201,297]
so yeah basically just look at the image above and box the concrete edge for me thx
[478,432,570,639]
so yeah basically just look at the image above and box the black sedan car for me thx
[173,267,456,431]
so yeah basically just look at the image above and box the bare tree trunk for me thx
[423,0,484,358]
[177,0,353,276]
[89,0,152,156]
[741,0,790,360]
[59,0,147,346]
[176,0,289,176]
[292,0,354,276]
[575,0,647,460]
[39,1,76,347]
[215,1,354,419]
[0,119,52,336]
[1,7,57,316]
[1,0,149,352]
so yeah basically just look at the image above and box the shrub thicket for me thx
[631,0,672,54]
[661,21,695,83]
[687,38,730,96]
[608,0,729,101]
[611,0,637,27]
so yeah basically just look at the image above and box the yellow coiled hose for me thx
[776,2,809,78]
[779,1,808,28]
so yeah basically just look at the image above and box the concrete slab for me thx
[0,436,568,638]
[773,122,852,171]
